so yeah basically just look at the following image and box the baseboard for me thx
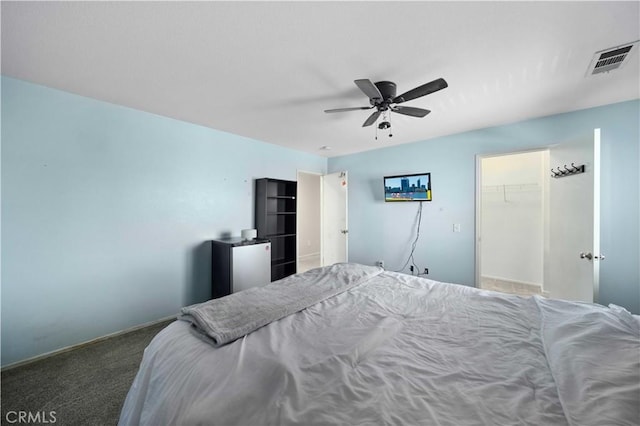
[1,315,176,372]
[481,275,542,289]
[298,252,321,260]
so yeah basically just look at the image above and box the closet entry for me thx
[478,150,546,297]
[475,129,602,303]
[297,171,348,273]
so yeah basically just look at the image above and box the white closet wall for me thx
[481,151,546,286]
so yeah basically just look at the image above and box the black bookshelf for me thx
[255,178,297,281]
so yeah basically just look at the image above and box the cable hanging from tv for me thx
[394,201,426,276]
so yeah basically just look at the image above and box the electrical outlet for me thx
[375,260,384,269]
[424,268,429,275]
[453,223,461,233]
[410,265,414,272]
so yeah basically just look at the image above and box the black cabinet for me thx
[255,178,297,281]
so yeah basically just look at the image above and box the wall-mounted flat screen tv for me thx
[384,172,432,202]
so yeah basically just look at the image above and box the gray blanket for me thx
[179,263,384,346]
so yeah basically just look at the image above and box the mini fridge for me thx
[211,237,271,299]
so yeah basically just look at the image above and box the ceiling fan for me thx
[324,78,448,128]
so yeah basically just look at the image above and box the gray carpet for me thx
[1,319,174,426]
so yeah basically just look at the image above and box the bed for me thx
[119,263,639,425]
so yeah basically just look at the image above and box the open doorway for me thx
[297,171,322,273]
[297,170,349,273]
[477,150,549,297]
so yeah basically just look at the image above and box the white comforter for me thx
[119,265,639,426]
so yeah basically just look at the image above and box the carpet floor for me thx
[1,319,174,426]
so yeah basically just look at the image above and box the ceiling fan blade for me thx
[362,110,381,127]
[393,78,448,104]
[354,79,383,101]
[324,106,373,113]
[391,106,431,118]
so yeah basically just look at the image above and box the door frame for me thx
[296,169,349,271]
[474,147,549,290]
[296,170,323,273]
[592,128,601,303]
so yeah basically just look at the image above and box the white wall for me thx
[480,151,545,286]
[1,77,327,366]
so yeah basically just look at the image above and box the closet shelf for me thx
[481,183,540,193]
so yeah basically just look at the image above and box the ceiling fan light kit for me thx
[325,77,448,136]
[375,111,393,140]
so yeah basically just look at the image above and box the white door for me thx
[544,129,601,303]
[322,171,348,265]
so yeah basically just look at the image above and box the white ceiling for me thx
[2,1,639,158]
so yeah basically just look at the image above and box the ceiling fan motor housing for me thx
[372,81,397,106]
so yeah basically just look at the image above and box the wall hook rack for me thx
[551,163,585,178]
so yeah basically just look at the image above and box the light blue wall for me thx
[1,77,326,366]
[2,76,638,367]
[329,100,640,314]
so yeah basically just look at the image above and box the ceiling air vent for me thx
[586,41,639,76]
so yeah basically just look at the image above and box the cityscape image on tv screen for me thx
[384,173,432,202]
